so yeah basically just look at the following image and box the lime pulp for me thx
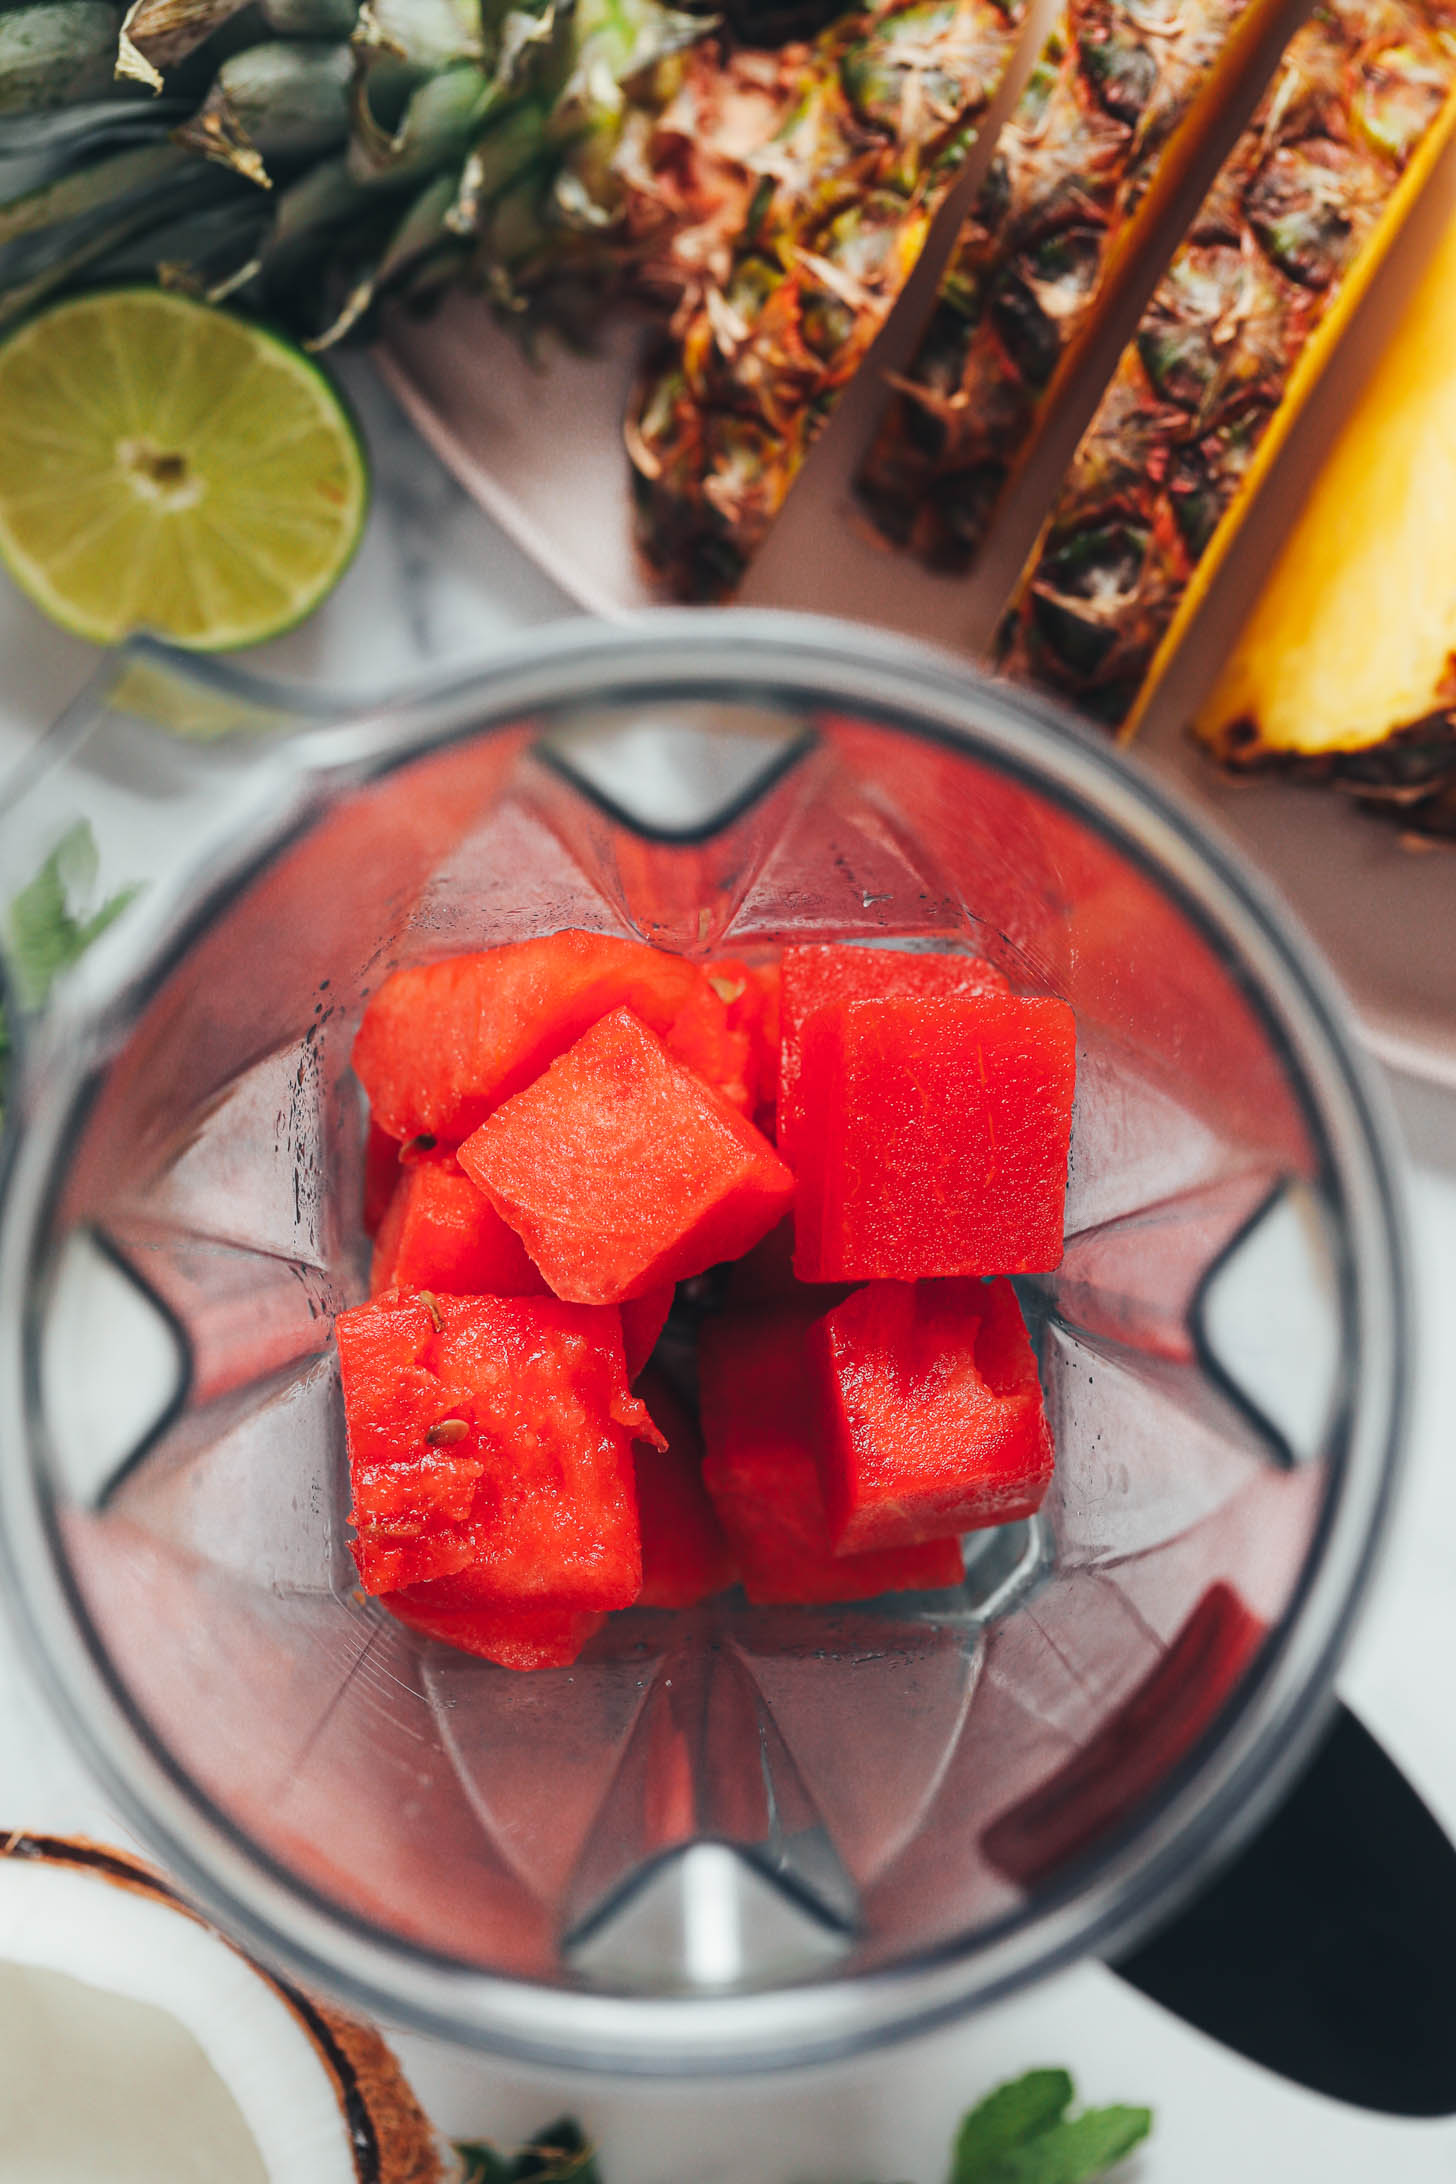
[0,287,369,649]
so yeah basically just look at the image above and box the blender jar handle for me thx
[1112,1699,1456,2116]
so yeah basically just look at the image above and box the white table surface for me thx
[1,356,1454,2183]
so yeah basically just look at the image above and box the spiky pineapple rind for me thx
[626,0,1029,600]
[998,0,1456,736]
[1211,707,1456,839]
[854,0,1282,574]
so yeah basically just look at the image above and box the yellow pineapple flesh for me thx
[1196,187,1456,835]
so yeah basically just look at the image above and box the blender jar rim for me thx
[0,611,1411,2073]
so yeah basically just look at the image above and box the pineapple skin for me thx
[491,42,828,340]
[625,0,1029,602]
[997,0,1456,734]
[1196,185,1456,840]
[854,0,1274,573]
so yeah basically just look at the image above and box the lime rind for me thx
[0,287,369,649]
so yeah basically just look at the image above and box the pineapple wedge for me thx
[855,0,1291,571]
[1196,190,1456,838]
[997,0,1456,735]
[626,0,1030,602]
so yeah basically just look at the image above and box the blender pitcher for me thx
[0,614,1409,2075]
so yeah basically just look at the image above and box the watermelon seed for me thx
[427,1418,469,1446]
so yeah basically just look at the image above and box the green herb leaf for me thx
[951,2070,1074,2181]
[516,2118,602,2182]
[456,2147,516,2184]
[4,821,138,1011]
[983,2106,1153,2184]
[0,819,139,1137]
[455,2120,601,2184]
[452,2080,1146,2184]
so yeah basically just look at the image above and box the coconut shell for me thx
[0,1830,446,2184]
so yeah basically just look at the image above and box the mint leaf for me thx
[456,2147,516,2184]
[516,2118,601,2183]
[5,820,137,1010]
[454,2120,600,2184]
[987,2106,1153,2184]
[952,2069,1074,2181]
[0,821,139,1136]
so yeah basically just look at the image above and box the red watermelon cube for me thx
[633,1370,737,1608]
[776,945,1007,1162]
[793,993,1076,1281]
[336,1291,658,1605]
[811,1279,1054,1553]
[697,1308,963,1605]
[370,1152,549,1299]
[684,955,782,1124]
[363,1119,403,1238]
[458,1009,794,1306]
[665,957,764,1116]
[621,1282,675,1380]
[382,1586,605,1671]
[353,928,737,1144]
[718,1217,852,1311]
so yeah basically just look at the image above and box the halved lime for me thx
[0,288,369,649]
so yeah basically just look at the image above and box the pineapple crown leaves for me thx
[116,0,253,91]
[0,0,722,343]
[0,0,731,343]
[347,57,496,191]
[550,0,708,122]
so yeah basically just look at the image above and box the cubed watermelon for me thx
[732,958,782,1132]
[677,956,781,1122]
[383,1583,605,1671]
[633,1370,737,1608]
[777,945,1007,1162]
[336,1291,658,1605]
[621,1282,675,1380]
[793,993,1076,1281]
[363,1118,402,1238]
[749,960,781,1104]
[697,1308,963,1605]
[370,1152,549,1298]
[667,963,757,1115]
[718,1218,853,1312]
[353,929,735,1144]
[458,1009,794,1306]
[334,1295,484,1594]
[811,1279,1053,1553]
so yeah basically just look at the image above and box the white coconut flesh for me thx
[0,1958,267,2183]
[0,1840,443,2184]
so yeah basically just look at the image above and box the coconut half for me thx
[0,1832,446,2184]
